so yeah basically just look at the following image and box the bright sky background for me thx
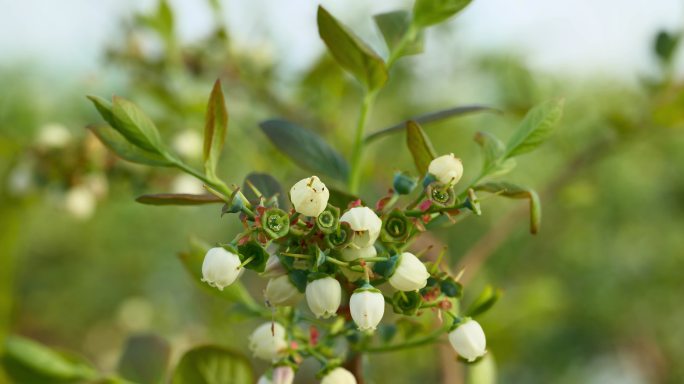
[1,0,683,83]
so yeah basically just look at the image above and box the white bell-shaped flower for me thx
[201,247,243,290]
[305,276,341,318]
[428,153,463,185]
[448,318,487,362]
[349,285,385,331]
[249,322,288,361]
[339,245,377,281]
[340,206,382,248]
[257,366,295,384]
[321,367,357,384]
[265,275,302,306]
[289,176,329,217]
[388,252,430,292]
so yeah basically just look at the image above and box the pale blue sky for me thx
[1,0,682,82]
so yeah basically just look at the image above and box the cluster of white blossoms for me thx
[201,155,489,381]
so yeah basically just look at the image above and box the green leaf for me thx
[111,96,164,153]
[259,119,349,181]
[327,187,361,209]
[406,120,437,175]
[178,238,260,308]
[118,334,170,384]
[374,11,423,57]
[136,193,223,206]
[465,285,502,318]
[413,0,473,27]
[203,80,228,179]
[317,6,388,90]
[474,182,541,234]
[1,336,98,383]
[365,105,500,143]
[505,99,564,158]
[655,30,680,64]
[243,172,287,208]
[171,345,253,384]
[87,124,172,166]
[474,131,516,178]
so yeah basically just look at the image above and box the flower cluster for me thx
[201,157,487,382]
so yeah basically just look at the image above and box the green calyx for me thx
[426,182,456,207]
[262,208,290,239]
[448,316,467,332]
[325,222,354,249]
[391,290,422,315]
[316,204,340,234]
[354,281,381,293]
[373,252,400,278]
[440,277,463,298]
[381,209,413,242]
[237,241,269,272]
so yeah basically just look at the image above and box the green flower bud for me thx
[316,204,340,234]
[381,210,413,242]
[440,278,463,298]
[262,208,290,239]
[426,182,456,208]
[393,172,417,195]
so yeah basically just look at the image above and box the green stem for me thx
[386,24,418,69]
[348,91,377,194]
[361,325,449,353]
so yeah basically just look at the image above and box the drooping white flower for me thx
[172,129,203,159]
[388,252,430,292]
[448,318,487,362]
[265,275,302,306]
[321,367,357,384]
[289,176,329,217]
[305,276,341,318]
[64,185,96,220]
[257,366,295,384]
[339,245,377,281]
[428,153,463,185]
[340,206,382,248]
[249,322,288,361]
[349,285,385,331]
[201,247,242,290]
[37,123,72,149]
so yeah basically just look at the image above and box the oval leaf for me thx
[87,125,172,167]
[413,0,473,27]
[465,285,502,318]
[317,6,388,90]
[1,336,97,383]
[374,10,423,57]
[406,120,437,175]
[171,346,253,384]
[135,193,223,206]
[203,80,228,179]
[111,96,164,153]
[505,99,564,158]
[259,119,349,181]
[118,334,170,384]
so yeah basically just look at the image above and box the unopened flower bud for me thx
[393,172,417,195]
[289,176,329,217]
[350,284,385,331]
[265,275,302,306]
[305,276,341,318]
[428,154,463,185]
[201,247,242,290]
[321,367,357,384]
[388,252,430,291]
[257,366,295,384]
[249,322,288,361]
[340,206,382,248]
[448,318,487,362]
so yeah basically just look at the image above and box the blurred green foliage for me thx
[1,1,683,383]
